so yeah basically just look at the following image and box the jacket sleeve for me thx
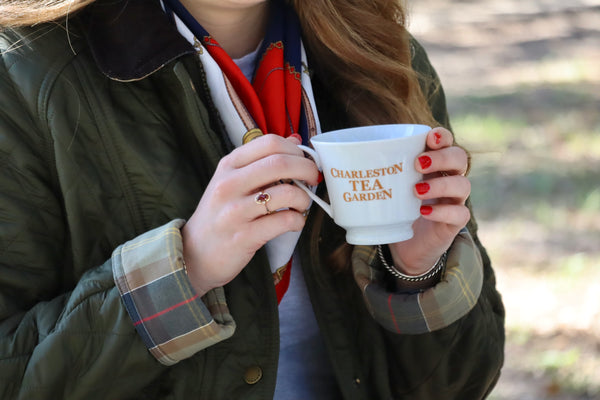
[112,219,235,366]
[0,41,232,400]
[352,228,483,334]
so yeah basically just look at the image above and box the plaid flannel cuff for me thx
[112,219,236,366]
[352,228,483,334]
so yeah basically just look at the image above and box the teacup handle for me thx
[293,145,333,218]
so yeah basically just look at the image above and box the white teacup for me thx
[294,124,430,245]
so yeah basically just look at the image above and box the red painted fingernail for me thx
[418,155,432,170]
[415,182,430,195]
[434,132,442,145]
[420,205,433,215]
[289,133,302,143]
[318,172,324,183]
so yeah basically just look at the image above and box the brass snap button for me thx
[244,366,263,385]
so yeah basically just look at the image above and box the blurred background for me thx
[407,0,600,399]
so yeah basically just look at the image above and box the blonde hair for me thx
[292,0,437,127]
[0,0,93,27]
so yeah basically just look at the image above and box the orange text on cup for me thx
[330,163,403,202]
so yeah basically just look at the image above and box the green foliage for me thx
[537,349,580,372]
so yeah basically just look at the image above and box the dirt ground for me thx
[408,1,600,399]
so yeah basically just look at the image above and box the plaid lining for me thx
[112,219,235,365]
[352,229,483,334]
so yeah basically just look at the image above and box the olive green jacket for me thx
[0,1,504,399]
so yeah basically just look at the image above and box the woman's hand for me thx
[181,134,319,296]
[388,127,471,275]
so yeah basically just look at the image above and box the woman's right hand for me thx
[181,134,319,297]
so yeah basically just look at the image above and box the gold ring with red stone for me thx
[254,191,272,215]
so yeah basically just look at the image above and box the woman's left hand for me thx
[388,127,471,275]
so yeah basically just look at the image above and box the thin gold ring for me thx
[254,191,272,215]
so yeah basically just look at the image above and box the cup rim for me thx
[311,124,431,145]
